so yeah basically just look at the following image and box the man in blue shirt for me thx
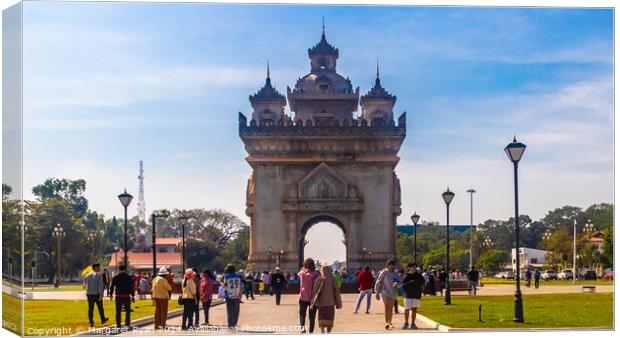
[223,264,243,329]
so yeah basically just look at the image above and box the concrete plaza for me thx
[122,293,436,335]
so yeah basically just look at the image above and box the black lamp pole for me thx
[505,135,526,323]
[117,189,133,269]
[442,188,455,305]
[179,216,188,273]
[411,213,420,266]
[151,210,170,276]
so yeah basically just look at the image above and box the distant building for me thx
[511,247,549,272]
[108,237,184,280]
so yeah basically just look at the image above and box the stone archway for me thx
[298,215,347,269]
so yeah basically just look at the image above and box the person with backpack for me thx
[223,264,243,329]
[401,264,425,329]
[374,259,402,330]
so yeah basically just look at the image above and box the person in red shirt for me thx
[354,266,374,314]
[199,270,213,326]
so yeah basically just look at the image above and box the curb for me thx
[415,314,451,332]
[73,300,225,336]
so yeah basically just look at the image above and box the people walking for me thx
[374,259,402,330]
[262,271,271,296]
[192,268,201,327]
[525,269,532,288]
[299,258,320,333]
[466,266,480,296]
[151,268,172,329]
[223,264,243,329]
[401,264,425,329]
[200,269,213,326]
[271,267,287,305]
[180,269,197,330]
[311,265,342,333]
[244,271,255,300]
[534,269,541,289]
[109,264,135,329]
[333,269,342,288]
[83,263,109,328]
[103,268,111,297]
[354,265,374,314]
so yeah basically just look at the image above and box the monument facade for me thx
[239,27,406,271]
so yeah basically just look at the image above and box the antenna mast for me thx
[137,160,146,223]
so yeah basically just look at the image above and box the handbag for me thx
[178,296,184,305]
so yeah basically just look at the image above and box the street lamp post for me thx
[277,250,284,267]
[504,134,526,323]
[410,213,421,266]
[178,216,188,272]
[52,224,65,282]
[117,189,133,268]
[267,247,273,271]
[572,219,577,285]
[442,187,455,305]
[151,210,170,275]
[467,189,476,269]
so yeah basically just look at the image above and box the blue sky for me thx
[20,3,613,262]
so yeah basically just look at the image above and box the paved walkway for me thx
[122,294,436,335]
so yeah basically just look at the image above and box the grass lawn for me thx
[481,277,613,286]
[403,292,613,329]
[2,293,182,336]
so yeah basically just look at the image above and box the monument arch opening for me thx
[299,215,347,269]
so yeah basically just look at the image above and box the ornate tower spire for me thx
[322,15,325,38]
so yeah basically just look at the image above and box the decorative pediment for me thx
[298,163,347,200]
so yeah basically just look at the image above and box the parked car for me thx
[579,270,597,280]
[557,269,573,280]
[603,268,613,281]
[541,270,558,280]
[494,270,515,279]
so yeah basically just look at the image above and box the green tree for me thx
[475,249,510,273]
[32,178,89,218]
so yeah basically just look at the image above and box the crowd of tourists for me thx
[82,259,483,333]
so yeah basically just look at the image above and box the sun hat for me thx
[158,267,168,276]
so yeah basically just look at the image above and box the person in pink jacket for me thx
[199,269,214,326]
[298,258,320,333]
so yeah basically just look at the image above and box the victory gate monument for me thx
[239,27,406,272]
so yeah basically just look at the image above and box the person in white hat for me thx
[151,268,172,329]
